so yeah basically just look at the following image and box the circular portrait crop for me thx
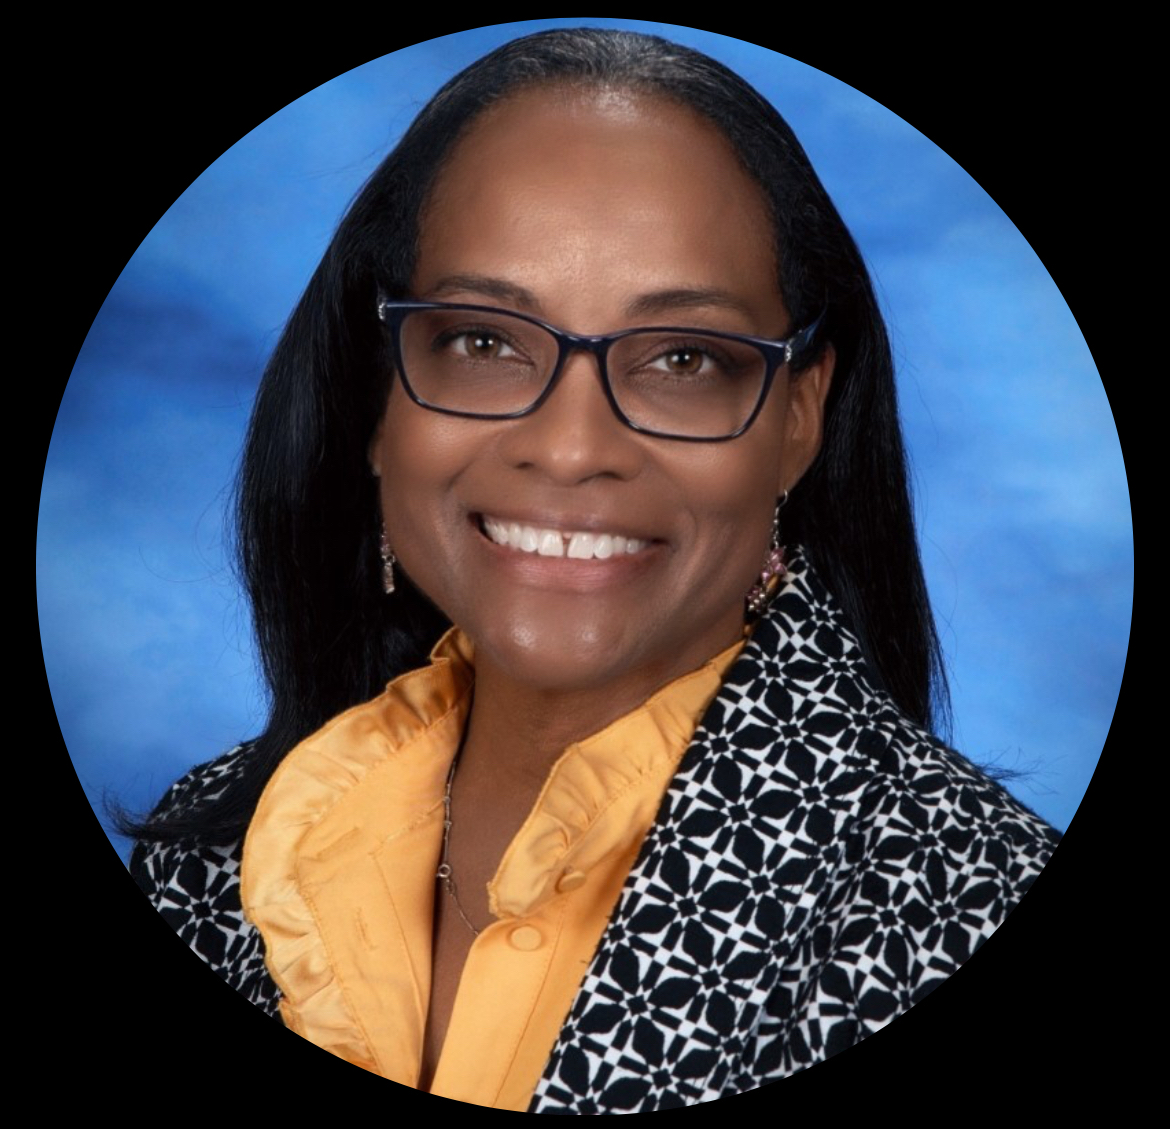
[42,20,1126,1111]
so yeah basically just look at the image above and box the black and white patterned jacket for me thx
[132,554,1059,1113]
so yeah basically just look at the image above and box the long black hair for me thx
[126,29,949,846]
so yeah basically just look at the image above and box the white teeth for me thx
[567,532,595,559]
[538,530,565,557]
[483,517,648,559]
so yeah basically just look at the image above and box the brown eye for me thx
[431,325,524,362]
[664,349,704,374]
[466,333,503,358]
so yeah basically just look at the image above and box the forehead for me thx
[414,87,783,329]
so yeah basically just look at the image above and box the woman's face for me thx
[371,87,833,697]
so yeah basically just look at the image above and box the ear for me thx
[368,417,386,479]
[779,343,835,493]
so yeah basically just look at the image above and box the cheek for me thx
[373,398,471,588]
[675,443,780,581]
[377,388,470,500]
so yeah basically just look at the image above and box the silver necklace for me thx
[436,737,480,937]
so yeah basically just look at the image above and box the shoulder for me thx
[689,582,1059,960]
[139,742,256,824]
[807,713,1060,1002]
[129,745,280,1017]
[128,743,253,928]
[858,717,1060,884]
[712,562,1059,891]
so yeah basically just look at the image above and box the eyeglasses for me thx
[376,299,824,442]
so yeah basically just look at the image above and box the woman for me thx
[129,29,1059,1112]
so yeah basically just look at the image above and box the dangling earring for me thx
[379,525,397,595]
[746,491,789,616]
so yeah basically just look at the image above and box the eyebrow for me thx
[426,275,538,309]
[423,274,758,322]
[625,288,755,320]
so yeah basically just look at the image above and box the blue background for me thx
[40,21,1128,862]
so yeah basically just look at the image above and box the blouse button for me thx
[509,925,543,951]
[556,868,587,893]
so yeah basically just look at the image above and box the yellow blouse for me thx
[241,628,743,1110]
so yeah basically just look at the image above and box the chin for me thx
[473,615,661,694]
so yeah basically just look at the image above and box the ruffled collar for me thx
[240,615,741,1079]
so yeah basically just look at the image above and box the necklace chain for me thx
[437,737,480,937]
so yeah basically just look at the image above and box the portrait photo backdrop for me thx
[40,21,1128,863]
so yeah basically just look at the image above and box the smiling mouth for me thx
[479,515,651,560]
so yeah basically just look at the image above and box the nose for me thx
[495,348,645,484]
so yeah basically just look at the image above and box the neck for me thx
[458,621,744,788]
[458,670,624,791]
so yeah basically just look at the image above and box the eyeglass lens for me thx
[398,307,768,439]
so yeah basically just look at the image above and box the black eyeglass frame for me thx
[376,298,826,443]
